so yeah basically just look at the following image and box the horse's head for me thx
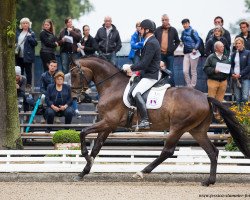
[69,59,93,103]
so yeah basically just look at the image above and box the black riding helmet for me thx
[140,19,156,32]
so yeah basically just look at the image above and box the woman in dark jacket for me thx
[77,25,98,56]
[15,17,37,90]
[231,37,250,105]
[40,19,58,72]
[205,26,230,57]
[45,71,74,132]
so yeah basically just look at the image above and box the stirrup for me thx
[133,120,150,130]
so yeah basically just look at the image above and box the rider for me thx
[122,19,161,130]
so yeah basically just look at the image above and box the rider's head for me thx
[140,19,156,38]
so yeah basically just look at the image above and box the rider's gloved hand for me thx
[122,64,132,72]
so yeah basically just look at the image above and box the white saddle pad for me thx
[123,82,170,109]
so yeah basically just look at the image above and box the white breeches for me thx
[132,72,161,97]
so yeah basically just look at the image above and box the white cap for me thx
[15,66,21,76]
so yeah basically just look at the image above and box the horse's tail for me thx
[207,97,250,158]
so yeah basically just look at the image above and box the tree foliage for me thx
[16,0,93,35]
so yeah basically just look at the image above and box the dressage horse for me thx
[70,56,250,186]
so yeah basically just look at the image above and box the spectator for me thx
[155,14,180,86]
[205,26,230,57]
[181,18,201,88]
[40,60,58,95]
[16,66,29,112]
[40,19,58,72]
[95,16,122,66]
[231,37,250,106]
[64,72,81,118]
[206,16,231,47]
[128,21,144,65]
[58,17,82,74]
[45,71,74,133]
[203,41,231,102]
[15,17,37,92]
[235,21,250,50]
[77,25,98,56]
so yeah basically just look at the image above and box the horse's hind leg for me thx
[190,129,219,186]
[134,130,183,179]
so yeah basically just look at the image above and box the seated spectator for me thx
[45,71,74,133]
[16,66,29,112]
[64,72,81,118]
[205,26,230,57]
[128,21,144,64]
[77,25,98,56]
[231,37,250,106]
[40,60,58,98]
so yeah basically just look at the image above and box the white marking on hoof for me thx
[132,171,144,179]
[90,157,94,168]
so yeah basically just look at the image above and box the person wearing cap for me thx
[122,19,161,130]
[15,17,37,92]
[16,66,29,111]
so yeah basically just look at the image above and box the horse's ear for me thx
[69,56,77,69]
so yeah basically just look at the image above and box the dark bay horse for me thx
[70,56,250,186]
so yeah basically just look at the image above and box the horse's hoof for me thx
[201,179,215,187]
[73,175,83,182]
[132,171,144,179]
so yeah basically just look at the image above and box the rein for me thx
[70,63,122,89]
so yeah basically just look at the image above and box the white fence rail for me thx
[0,148,249,173]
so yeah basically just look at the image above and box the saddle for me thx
[127,69,172,107]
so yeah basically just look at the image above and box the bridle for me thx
[70,63,122,91]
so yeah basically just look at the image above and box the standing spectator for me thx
[206,16,231,47]
[235,21,250,50]
[203,41,231,102]
[15,17,37,92]
[181,18,201,88]
[128,21,144,65]
[45,71,74,133]
[77,25,98,56]
[205,26,230,57]
[155,14,180,86]
[58,17,82,74]
[231,37,250,106]
[95,16,122,66]
[40,19,58,72]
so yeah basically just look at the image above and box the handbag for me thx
[15,45,21,55]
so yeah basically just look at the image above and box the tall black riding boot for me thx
[133,92,150,129]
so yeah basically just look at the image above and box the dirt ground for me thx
[0,173,249,200]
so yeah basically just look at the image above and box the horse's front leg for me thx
[76,120,111,180]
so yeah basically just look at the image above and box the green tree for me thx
[16,0,93,35]
[0,0,22,149]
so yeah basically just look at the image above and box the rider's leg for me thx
[132,78,158,129]
[134,92,150,129]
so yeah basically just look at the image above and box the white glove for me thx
[122,64,132,72]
